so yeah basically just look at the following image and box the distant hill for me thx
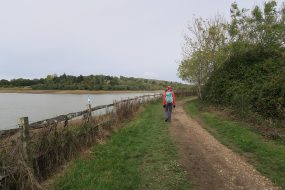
[0,74,190,91]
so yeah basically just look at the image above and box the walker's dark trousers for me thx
[164,103,173,121]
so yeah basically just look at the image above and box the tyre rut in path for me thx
[170,99,279,190]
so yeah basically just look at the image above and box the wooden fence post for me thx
[18,117,33,168]
[87,104,92,122]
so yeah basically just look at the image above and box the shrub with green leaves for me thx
[202,45,285,120]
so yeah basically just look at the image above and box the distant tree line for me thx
[0,74,190,91]
[178,1,285,120]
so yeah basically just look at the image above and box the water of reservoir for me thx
[0,92,155,130]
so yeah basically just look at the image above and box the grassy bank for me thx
[52,101,191,190]
[185,100,285,189]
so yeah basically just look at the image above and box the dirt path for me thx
[170,99,279,190]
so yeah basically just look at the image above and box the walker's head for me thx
[167,86,171,89]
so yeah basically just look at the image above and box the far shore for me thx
[0,88,162,94]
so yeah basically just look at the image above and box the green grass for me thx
[185,100,285,189]
[52,101,191,190]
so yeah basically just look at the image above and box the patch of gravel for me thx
[170,99,280,190]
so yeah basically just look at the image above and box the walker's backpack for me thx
[165,91,173,103]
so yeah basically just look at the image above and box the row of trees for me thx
[0,74,190,91]
[178,1,285,119]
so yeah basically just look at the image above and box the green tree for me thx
[178,51,210,99]
[179,16,227,99]
[201,1,285,120]
[228,1,285,50]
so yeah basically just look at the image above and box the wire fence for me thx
[0,93,161,138]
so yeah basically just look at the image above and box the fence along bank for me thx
[0,93,162,190]
[0,94,162,138]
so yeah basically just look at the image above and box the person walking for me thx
[163,86,176,122]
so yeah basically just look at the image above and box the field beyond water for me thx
[51,101,191,190]
[184,100,285,189]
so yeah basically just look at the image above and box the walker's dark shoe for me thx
[165,118,168,122]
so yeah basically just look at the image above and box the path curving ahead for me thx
[170,99,279,190]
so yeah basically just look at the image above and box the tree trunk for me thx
[197,84,202,100]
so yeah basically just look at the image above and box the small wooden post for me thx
[18,117,33,168]
[86,104,92,122]
[105,105,108,115]
[64,117,69,127]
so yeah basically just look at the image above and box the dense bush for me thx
[202,45,285,119]
[179,1,285,121]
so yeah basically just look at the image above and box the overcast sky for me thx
[0,0,282,82]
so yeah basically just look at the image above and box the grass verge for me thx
[52,101,191,190]
[184,99,285,189]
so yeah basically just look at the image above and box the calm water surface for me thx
[0,92,154,130]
